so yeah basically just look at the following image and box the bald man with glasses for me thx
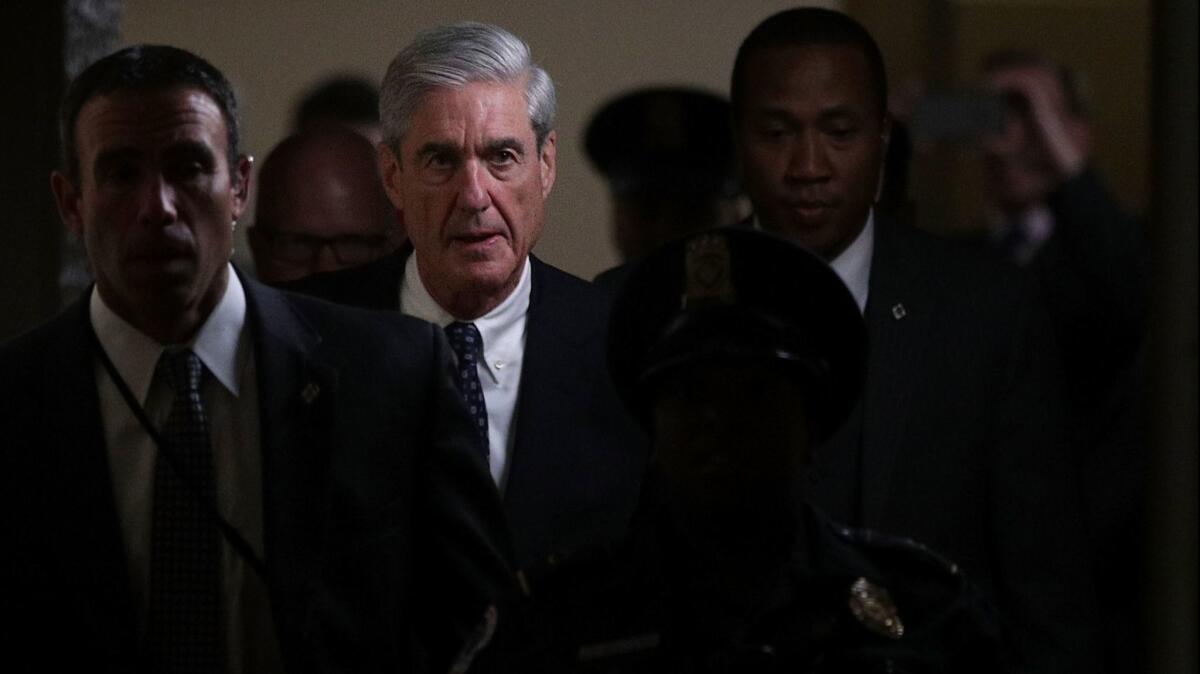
[249,125,401,284]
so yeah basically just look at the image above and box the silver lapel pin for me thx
[891,303,907,320]
[300,381,321,405]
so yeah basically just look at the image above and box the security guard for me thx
[482,228,1001,673]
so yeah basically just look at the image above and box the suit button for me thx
[807,468,822,484]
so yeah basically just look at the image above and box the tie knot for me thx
[157,349,204,395]
[445,322,483,364]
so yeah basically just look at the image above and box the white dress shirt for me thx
[828,211,874,315]
[90,266,281,673]
[400,254,530,490]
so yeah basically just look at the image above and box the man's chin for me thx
[126,265,223,310]
[764,223,834,258]
[458,252,522,281]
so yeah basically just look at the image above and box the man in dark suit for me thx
[0,44,512,673]
[730,9,1100,673]
[977,51,1149,674]
[287,23,648,570]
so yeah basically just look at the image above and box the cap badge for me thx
[848,576,905,639]
[683,234,735,308]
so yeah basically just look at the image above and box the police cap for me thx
[584,87,736,198]
[607,227,866,444]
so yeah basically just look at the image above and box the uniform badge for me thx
[848,577,905,639]
[683,233,736,308]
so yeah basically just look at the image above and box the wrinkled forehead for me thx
[405,79,533,136]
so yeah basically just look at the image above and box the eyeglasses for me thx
[252,228,391,265]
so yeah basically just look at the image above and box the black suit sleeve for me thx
[1040,168,1146,349]
[413,322,518,672]
[987,273,1103,674]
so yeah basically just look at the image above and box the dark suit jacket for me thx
[0,273,514,673]
[285,249,649,569]
[1021,169,1148,674]
[807,218,1101,674]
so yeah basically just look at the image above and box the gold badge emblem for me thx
[848,577,905,639]
[683,234,735,308]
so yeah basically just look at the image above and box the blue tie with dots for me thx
[147,349,223,673]
[444,322,489,453]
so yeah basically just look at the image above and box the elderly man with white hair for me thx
[290,23,648,572]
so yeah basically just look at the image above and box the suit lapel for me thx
[242,274,337,651]
[361,246,408,311]
[859,221,928,527]
[504,259,589,532]
[355,245,408,311]
[45,297,138,653]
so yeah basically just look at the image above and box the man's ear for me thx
[378,143,405,211]
[874,115,893,203]
[231,154,252,219]
[50,171,84,239]
[538,130,557,200]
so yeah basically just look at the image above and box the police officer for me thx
[585,88,748,285]
[482,227,1001,673]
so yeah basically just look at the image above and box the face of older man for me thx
[735,44,889,261]
[380,81,556,319]
[52,86,250,343]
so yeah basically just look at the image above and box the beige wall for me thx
[121,0,837,280]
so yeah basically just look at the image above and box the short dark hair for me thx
[294,75,380,131]
[731,8,888,121]
[60,44,240,183]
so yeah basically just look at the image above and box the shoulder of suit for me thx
[875,217,1037,305]
[828,521,966,582]
[291,289,432,332]
[256,277,437,348]
[808,508,1001,648]
[532,255,602,291]
[531,256,613,310]
[0,294,85,369]
[807,504,967,590]
[278,249,406,310]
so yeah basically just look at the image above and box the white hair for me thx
[380,22,556,152]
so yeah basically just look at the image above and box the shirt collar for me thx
[89,264,247,403]
[750,211,874,314]
[827,211,874,314]
[987,204,1055,265]
[190,269,247,396]
[401,254,531,378]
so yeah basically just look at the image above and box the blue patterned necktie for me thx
[444,322,489,452]
[147,349,223,673]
